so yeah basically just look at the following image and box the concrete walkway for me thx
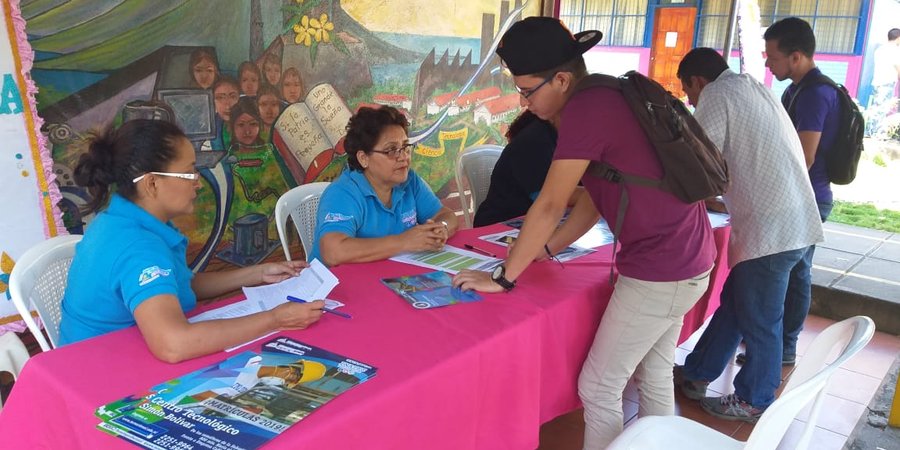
[812,221,900,334]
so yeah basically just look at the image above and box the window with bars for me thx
[696,0,864,54]
[558,0,650,47]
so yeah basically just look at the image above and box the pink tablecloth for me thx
[0,224,729,450]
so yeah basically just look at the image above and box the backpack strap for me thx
[784,72,842,117]
[575,74,623,93]
[584,162,655,284]
[585,161,663,191]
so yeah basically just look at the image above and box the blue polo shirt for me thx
[783,68,840,205]
[309,168,443,262]
[59,194,196,345]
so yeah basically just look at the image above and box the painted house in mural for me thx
[557,0,875,99]
[453,86,502,115]
[474,93,521,126]
[373,93,412,110]
[426,90,459,115]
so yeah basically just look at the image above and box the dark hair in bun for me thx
[73,119,187,213]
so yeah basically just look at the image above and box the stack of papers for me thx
[389,245,502,274]
[188,259,340,351]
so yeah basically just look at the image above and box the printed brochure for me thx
[95,337,376,449]
[381,270,482,309]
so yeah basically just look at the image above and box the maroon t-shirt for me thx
[554,87,716,281]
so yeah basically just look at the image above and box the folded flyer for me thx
[95,337,376,449]
[381,270,482,309]
[479,229,596,262]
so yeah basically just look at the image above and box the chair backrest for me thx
[455,144,503,227]
[744,316,875,450]
[275,182,330,261]
[8,234,82,351]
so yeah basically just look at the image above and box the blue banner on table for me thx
[95,337,377,450]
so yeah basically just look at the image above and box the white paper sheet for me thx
[390,245,502,274]
[187,259,340,351]
[242,259,339,311]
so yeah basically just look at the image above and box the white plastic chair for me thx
[606,315,876,450]
[8,234,82,352]
[455,144,503,227]
[275,182,330,261]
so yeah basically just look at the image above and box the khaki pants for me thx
[578,268,712,449]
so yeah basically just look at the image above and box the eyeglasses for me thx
[370,143,414,160]
[515,74,555,99]
[132,171,200,183]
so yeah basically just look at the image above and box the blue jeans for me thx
[783,202,832,359]
[683,247,806,408]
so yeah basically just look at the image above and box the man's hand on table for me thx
[452,269,505,293]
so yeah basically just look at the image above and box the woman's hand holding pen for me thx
[270,300,324,330]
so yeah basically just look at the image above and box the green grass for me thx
[830,201,900,233]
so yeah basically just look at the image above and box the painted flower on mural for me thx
[0,252,15,300]
[310,13,334,43]
[282,0,350,66]
[293,16,314,47]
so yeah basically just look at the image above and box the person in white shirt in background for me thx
[870,28,900,134]
[673,47,824,422]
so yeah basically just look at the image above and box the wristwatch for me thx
[490,265,516,291]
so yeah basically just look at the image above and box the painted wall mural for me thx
[25,0,542,275]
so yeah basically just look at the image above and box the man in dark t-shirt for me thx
[761,17,839,368]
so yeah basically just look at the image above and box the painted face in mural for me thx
[155,137,201,219]
[214,83,240,122]
[264,60,282,86]
[512,73,568,122]
[258,93,281,127]
[192,57,218,89]
[240,69,260,96]
[233,113,261,147]
[764,39,795,82]
[281,72,303,103]
[359,124,411,189]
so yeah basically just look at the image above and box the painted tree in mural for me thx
[24,0,531,270]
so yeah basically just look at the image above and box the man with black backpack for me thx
[674,48,824,422]
[451,17,716,448]
[759,17,843,374]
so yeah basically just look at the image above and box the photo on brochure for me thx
[381,270,482,309]
[95,337,376,450]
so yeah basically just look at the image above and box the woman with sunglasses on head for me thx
[310,106,458,266]
[59,119,324,363]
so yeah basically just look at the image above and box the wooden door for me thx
[649,7,697,97]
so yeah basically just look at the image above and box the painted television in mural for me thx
[26,0,540,272]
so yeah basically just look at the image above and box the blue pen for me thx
[286,295,352,319]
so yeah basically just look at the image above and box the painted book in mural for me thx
[94,337,377,450]
[272,83,353,183]
[381,270,482,309]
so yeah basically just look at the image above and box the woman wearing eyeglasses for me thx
[310,106,458,266]
[59,119,324,362]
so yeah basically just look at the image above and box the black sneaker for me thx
[735,352,796,366]
[700,394,765,422]
[673,365,709,401]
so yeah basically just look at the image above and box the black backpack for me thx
[782,73,865,185]
[577,72,730,203]
[574,72,729,282]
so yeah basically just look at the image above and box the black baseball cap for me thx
[496,17,603,76]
